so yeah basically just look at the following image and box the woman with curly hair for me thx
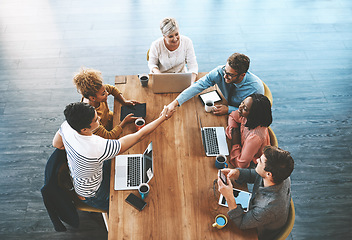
[226,93,272,168]
[73,67,139,139]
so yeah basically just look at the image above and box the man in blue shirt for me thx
[166,53,264,116]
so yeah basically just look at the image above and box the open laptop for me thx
[114,142,153,190]
[198,116,229,157]
[151,73,192,93]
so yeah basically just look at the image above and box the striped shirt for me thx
[59,121,121,197]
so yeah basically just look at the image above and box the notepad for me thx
[120,103,146,121]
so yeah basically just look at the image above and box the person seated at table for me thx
[73,67,139,139]
[148,17,198,83]
[217,146,294,240]
[226,93,272,168]
[165,53,264,117]
[52,102,172,211]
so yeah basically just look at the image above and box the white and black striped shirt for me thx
[59,121,121,197]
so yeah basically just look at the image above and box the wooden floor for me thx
[0,0,351,239]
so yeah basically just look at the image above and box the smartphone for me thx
[218,170,227,185]
[125,193,147,211]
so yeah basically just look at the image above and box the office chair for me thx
[57,163,109,231]
[262,81,273,106]
[268,127,278,147]
[274,198,295,240]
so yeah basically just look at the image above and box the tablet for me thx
[120,103,146,121]
[218,188,252,212]
[199,90,222,105]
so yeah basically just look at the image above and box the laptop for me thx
[114,142,153,190]
[198,116,229,157]
[151,73,192,93]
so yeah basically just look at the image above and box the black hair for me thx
[245,93,272,130]
[64,102,96,132]
[263,146,294,184]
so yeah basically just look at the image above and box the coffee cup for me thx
[135,118,145,131]
[212,214,228,229]
[138,74,149,87]
[138,183,150,200]
[205,99,215,112]
[215,154,228,169]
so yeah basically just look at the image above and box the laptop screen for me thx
[142,142,153,183]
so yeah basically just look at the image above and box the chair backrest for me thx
[57,162,107,213]
[147,49,150,61]
[262,81,273,106]
[274,198,295,240]
[268,126,278,147]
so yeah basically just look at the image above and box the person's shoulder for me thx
[151,37,164,47]
[181,35,192,42]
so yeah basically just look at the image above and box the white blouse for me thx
[148,35,198,74]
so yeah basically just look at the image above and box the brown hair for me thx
[73,67,103,99]
[227,53,250,74]
[263,146,294,184]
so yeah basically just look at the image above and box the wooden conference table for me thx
[109,73,257,240]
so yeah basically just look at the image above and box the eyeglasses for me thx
[222,66,240,79]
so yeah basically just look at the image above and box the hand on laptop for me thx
[213,104,228,115]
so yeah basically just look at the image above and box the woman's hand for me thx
[120,113,138,128]
[124,100,140,106]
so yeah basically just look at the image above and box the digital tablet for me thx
[120,103,146,121]
[199,90,222,105]
[218,188,252,212]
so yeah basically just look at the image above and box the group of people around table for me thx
[51,17,295,240]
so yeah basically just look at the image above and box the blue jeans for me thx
[82,159,111,211]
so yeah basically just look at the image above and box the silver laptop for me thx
[151,73,192,93]
[198,117,229,157]
[114,142,153,190]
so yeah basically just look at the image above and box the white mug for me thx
[205,100,215,112]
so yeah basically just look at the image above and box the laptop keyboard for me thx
[127,156,141,187]
[204,128,220,155]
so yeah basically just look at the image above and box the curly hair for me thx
[73,67,103,99]
[245,93,272,130]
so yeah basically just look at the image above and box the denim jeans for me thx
[82,159,111,211]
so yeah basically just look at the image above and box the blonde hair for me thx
[73,67,103,99]
[160,17,178,36]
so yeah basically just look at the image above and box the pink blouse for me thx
[225,110,270,168]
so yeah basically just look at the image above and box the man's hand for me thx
[165,100,178,118]
[218,174,237,210]
[160,105,173,120]
[213,104,229,115]
[221,168,240,180]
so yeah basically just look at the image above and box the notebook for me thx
[151,73,192,93]
[120,103,146,121]
[198,116,229,157]
[218,188,252,212]
[114,142,153,190]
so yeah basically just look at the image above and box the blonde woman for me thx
[148,17,198,83]
[73,67,139,139]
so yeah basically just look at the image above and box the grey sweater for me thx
[228,169,291,240]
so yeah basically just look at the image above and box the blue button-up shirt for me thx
[176,66,264,113]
